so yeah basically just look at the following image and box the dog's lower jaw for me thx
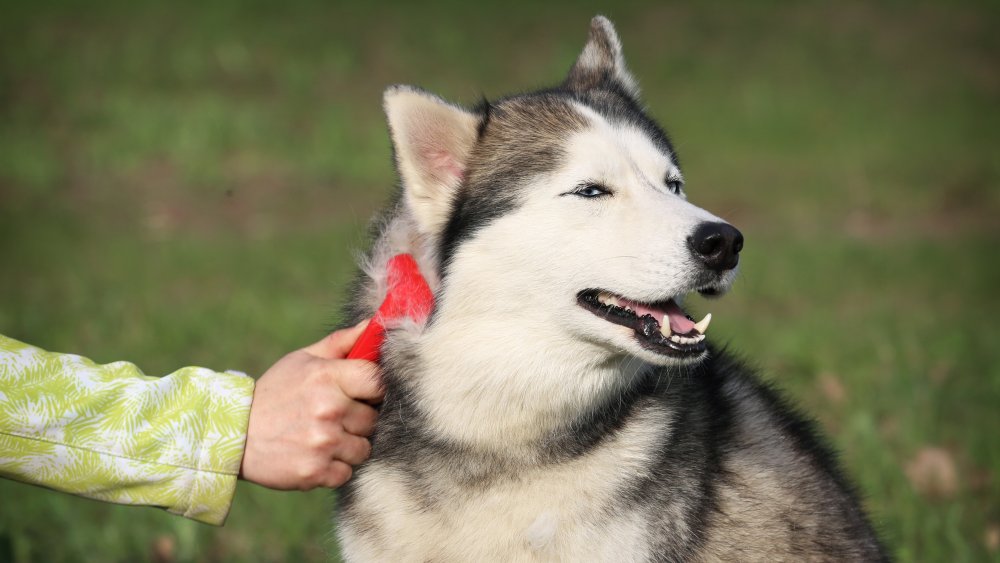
[578,323,708,370]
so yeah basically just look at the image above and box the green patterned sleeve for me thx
[0,334,256,526]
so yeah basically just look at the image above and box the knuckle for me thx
[308,428,340,451]
[327,402,349,421]
[314,401,347,422]
[305,361,330,384]
[296,462,324,490]
[309,389,347,419]
[341,437,372,465]
[355,409,379,437]
[327,464,353,488]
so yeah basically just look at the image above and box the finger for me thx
[342,402,379,437]
[322,461,354,489]
[330,360,384,402]
[334,434,373,466]
[305,319,371,359]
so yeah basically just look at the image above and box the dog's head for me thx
[376,16,741,369]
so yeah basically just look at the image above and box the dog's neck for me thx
[381,289,654,458]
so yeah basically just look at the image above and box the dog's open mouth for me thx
[578,289,711,358]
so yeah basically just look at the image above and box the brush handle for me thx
[347,254,434,362]
[347,317,387,362]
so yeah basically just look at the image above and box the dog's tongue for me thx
[628,299,695,335]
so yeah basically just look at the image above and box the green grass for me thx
[1,1,998,561]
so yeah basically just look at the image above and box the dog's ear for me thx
[384,86,479,235]
[563,16,639,100]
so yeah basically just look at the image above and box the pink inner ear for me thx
[426,149,465,183]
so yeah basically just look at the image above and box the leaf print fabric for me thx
[0,334,255,525]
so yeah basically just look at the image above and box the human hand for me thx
[240,321,383,490]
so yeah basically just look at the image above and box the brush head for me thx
[347,254,434,362]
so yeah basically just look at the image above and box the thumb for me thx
[305,319,371,359]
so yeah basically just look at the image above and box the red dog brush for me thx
[347,254,434,362]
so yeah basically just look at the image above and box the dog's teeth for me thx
[598,292,621,307]
[693,333,706,342]
[669,334,682,343]
[659,321,671,337]
[693,313,712,335]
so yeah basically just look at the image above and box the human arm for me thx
[0,324,382,525]
[0,333,254,525]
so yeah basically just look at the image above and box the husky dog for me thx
[336,16,886,562]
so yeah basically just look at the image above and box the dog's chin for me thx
[577,289,712,365]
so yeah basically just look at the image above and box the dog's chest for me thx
[340,455,653,562]
[337,396,670,561]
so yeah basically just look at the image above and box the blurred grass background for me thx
[1,0,998,561]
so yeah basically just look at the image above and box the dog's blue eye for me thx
[666,179,683,194]
[573,184,611,198]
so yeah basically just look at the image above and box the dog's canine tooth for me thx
[693,313,712,335]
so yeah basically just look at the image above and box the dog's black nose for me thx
[688,222,744,272]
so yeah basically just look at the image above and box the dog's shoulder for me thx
[677,348,889,560]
